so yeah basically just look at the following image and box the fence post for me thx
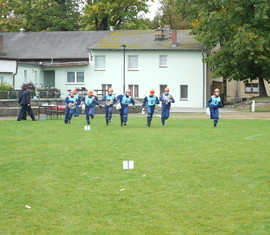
[251,100,255,112]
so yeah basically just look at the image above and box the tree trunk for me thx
[258,77,268,97]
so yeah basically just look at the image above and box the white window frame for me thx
[34,71,38,85]
[159,55,168,68]
[66,71,85,84]
[24,70,27,83]
[180,85,188,101]
[128,55,139,71]
[128,84,139,97]
[101,84,112,96]
[94,55,106,71]
[245,83,259,93]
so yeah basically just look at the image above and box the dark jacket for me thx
[19,90,31,105]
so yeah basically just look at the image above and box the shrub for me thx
[0,82,14,91]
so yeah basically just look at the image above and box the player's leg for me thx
[64,107,70,124]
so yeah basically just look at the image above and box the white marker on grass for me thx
[84,126,90,131]
[123,161,134,170]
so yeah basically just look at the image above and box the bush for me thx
[21,82,36,91]
[0,82,14,91]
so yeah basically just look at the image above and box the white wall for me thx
[43,65,90,97]
[0,73,13,84]
[10,49,207,108]
[88,50,206,108]
[15,64,44,89]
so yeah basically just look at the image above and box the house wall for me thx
[208,77,270,103]
[9,50,207,108]
[0,73,13,84]
[43,65,90,97]
[88,50,207,108]
[226,80,270,102]
[15,64,44,89]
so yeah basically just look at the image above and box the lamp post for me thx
[121,44,126,94]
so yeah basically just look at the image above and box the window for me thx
[128,85,139,97]
[245,84,259,93]
[95,55,105,70]
[159,55,167,68]
[34,71,38,85]
[180,85,188,100]
[66,71,85,84]
[160,84,167,96]
[128,55,138,70]
[24,70,27,83]
[102,84,112,96]
[0,76,3,83]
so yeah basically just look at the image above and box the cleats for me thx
[123,122,127,126]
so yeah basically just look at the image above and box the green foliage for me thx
[0,0,81,32]
[81,0,149,30]
[0,81,14,91]
[0,82,16,99]
[175,0,270,96]
[0,116,270,233]
[21,81,36,91]
[159,0,191,29]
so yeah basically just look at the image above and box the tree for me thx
[1,0,81,32]
[176,0,270,96]
[81,0,149,30]
[159,0,191,29]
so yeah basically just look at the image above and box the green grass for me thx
[0,115,270,234]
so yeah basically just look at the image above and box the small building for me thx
[0,30,207,108]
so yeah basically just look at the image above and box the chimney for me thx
[0,35,3,52]
[171,30,178,47]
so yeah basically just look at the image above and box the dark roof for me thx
[0,30,203,60]
[0,31,107,59]
[88,30,204,51]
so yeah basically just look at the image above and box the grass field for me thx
[0,114,270,234]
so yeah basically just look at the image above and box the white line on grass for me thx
[244,133,270,140]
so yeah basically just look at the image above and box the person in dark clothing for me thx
[17,86,36,121]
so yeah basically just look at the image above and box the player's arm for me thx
[159,94,164,102]
[219,99,223,108]
[64,97,70,103]
[156,97,160,105]
[170,95,175,103]
[101,95,106,102]
[142,96,147,107]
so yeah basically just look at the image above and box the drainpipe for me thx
[13,59,18,88]
[201,49,206,108]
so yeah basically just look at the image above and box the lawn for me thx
[0,115,269,234]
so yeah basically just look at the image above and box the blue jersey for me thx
[65,96,77,104]
[84,96,97,106]
[122,95,131,105]
[208,96,222,107]
[117,94,135,106]
[142,95,159,107]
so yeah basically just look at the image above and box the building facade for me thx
[0,30,207,108]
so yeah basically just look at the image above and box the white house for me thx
[0,30,207,108]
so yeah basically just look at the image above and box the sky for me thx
[143,0,161,20]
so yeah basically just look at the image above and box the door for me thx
[44,71,55,88]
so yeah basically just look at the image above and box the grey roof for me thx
[88,30,204,51]
[0,30,203,60]
[1,31,107,59]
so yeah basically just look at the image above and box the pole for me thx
[121,45,126,94]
